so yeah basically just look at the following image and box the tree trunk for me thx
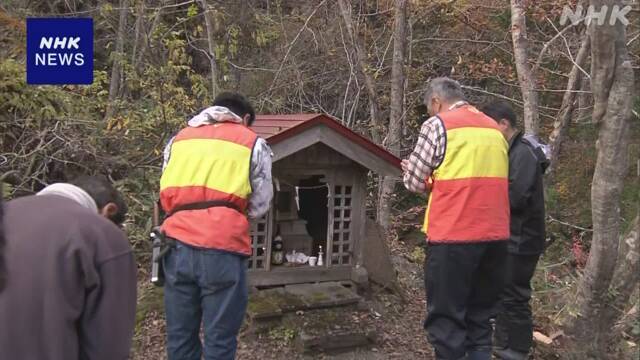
[377,0,407,229]
[131,0,145,74]
[144,0,166,62]
[600,216,640,344]
[104,0,129,121]
[200,0,219,101]
[547,34,590,176]
[611,215,640,337]
[567,0,635,356]
[510,0,540,135]
[337,0,383,144]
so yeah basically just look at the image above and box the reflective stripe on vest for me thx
[160,122,257,255]
[423,105,510,243]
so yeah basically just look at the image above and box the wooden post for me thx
[355,170,368,268]
[325,170,335,267]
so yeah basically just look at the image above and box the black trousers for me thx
[493,253,541,353]
[424,241,508,360]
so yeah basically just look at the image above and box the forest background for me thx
[0,0,638,358]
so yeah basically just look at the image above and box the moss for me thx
[135,285,164,331]
[404,229,427,248]
[334,292,347,299]
[621,181,639,228]
[308,291,330,302]
[131,285,165,357]
[274,291,306,311]
[247,293,282,318]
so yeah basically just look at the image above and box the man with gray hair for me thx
[402,77,510,360]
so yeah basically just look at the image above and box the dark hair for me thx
[70,176,128,226]
[481,100,517,128]
[0,183,6,293]
[212,92,256,126]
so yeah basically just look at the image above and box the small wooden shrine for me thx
[248,114,401,287]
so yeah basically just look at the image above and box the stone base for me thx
[297,329,378,355]
[284,282,361,310]
[247,282,361,321]
[246,282,364,338]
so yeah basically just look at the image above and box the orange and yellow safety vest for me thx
[160,122,257,255]
[423,105,510,243]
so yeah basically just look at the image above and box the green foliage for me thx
[186,3,198,18]
[544,186,560,217]
[135,285,164,328]
[268,326,296,344]
[0,28,211,252]
[100,2,113,14]
[252,13,280,47]
[227,25,240,58]
[0,59,71,121]
[253,28,279,48]
[1,182,12,199]
[409,246,425,264]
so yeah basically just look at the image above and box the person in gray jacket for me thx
[482,101,547,360]
[0,176,137,360]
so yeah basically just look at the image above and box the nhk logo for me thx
[27,18,93,85]
[36,37,85,66]
[560,4,634,26]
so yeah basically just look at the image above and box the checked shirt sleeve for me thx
[403,117,446,194]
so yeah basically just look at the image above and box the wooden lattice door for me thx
[330,184,353,265]
[249,208,272,270]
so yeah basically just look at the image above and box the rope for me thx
[278,180,330,190]
[273,178,331,211]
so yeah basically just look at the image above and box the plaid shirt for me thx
[403,101,468,193]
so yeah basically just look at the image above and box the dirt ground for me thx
[131,215,586,360]
[132,234,434,360]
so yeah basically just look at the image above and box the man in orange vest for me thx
[160,92,273,360]
[402,78,510,360]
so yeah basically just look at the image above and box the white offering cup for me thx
[308,257,318,266]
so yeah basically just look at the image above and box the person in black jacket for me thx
[482,101,546,360]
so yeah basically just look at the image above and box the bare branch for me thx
[533,21,581,76]
[547,33,591,176]
[337,0,383,143]
[263,0,328,107]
